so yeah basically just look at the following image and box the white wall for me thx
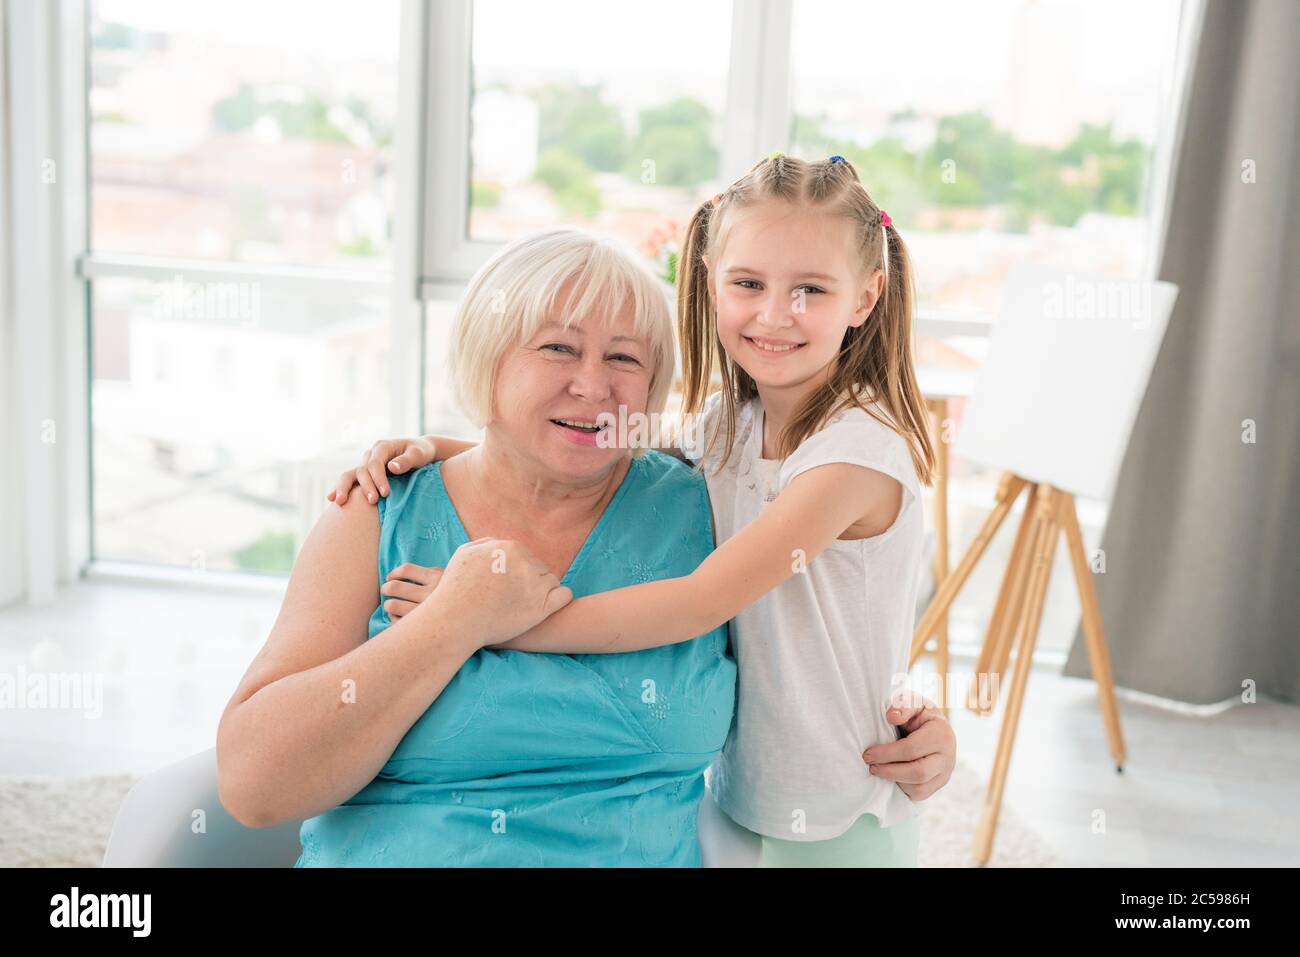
[0,0,24,608]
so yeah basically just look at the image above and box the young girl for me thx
[335,154,936,866]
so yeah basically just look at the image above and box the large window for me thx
[90,277,391,573]
[90,0,400,269]
[76,0,1190,654]
[466,0,731,251]
[784,0,1185,653]
[87,0,400,574]
[788,0,1183,319]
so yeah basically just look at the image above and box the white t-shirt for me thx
[682,391,926,840]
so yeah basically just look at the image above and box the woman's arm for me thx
[491,462,900,654]
[216,499,571,830]
[216,494,485,828]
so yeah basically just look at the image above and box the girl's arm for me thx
[331,433,687,506]
[489,462,902,653]
[329,434,478,506]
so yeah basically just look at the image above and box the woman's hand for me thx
[430,538,573,648]
[380,562,443,620]
[328,436,439,506]
[861,694,956,801]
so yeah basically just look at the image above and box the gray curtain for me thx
[1062,0,1300,704]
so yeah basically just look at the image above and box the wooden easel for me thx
[910,472,1127,867]
[924,398,952,722]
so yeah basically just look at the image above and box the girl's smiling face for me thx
[708,201,884,391]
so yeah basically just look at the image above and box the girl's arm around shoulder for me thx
[491,462,900,654]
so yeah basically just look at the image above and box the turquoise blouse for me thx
[294,451,737,866]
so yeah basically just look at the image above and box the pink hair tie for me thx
[880,209,893,228]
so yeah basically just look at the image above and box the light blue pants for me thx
[698,784,919,867]
[760,811,919,867]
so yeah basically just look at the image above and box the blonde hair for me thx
[449,226,676,456]
[678,155,936,485]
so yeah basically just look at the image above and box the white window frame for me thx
[76,0,430,439]
[5,0,429,598]
[5,0,91,603]
[3,0,1197,602]
[416,0,801,297]
[414,0,995,340]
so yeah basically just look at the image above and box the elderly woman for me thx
[217,226,953,866]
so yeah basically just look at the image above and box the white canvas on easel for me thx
[955,265,1179,502]
[915,263,1178,865]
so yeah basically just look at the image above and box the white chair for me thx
[101,749,303,867]
[101,748,760,867]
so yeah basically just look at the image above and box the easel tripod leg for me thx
[929,400,951,717]
[987,487,1041,704]
[974,486,1060,867]
[911,474,1027,667]
[1059,493,1127,771]
[968,483,1037,714]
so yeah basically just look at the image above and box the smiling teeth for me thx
[751,339,801,353]
[555,418,604,430]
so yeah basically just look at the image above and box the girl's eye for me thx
[734,279,822,294]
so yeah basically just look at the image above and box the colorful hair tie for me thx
[768,150,783,160]
[880,209,893,228]
[828,154,846,164]
[710,193,722,207]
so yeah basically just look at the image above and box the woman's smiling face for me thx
[709,202,882,391]
[489,278,653,481]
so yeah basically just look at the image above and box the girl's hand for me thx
[861,694,956,801]
[328,436,439,506]
[380,562,444,620]
[430,539,573,648]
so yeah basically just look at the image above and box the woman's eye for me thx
[542,343,575,354]
[609,354,640,364]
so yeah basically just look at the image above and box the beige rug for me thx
[917,761,1059,867]
[0,773,139,867]
[0,762,1056,867]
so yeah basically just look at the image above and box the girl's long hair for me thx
[677,154,936,485]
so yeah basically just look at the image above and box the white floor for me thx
[2,575,1297,867]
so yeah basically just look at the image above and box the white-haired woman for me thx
[217,227,736,866]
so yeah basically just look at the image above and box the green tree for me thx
[213,83,259,132]
[235,530,296,575]
[533,147,602,217]
[93,20,138,50]
[627,97,718,188]
[789,114,926,224]
[1061,123,1145,218]
[754,108,1151,233]
[212,84,350,143]
[1006,141,1059,231]
[923,112,1017,207]
[471,179,502,209]
[533,84,628,172]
